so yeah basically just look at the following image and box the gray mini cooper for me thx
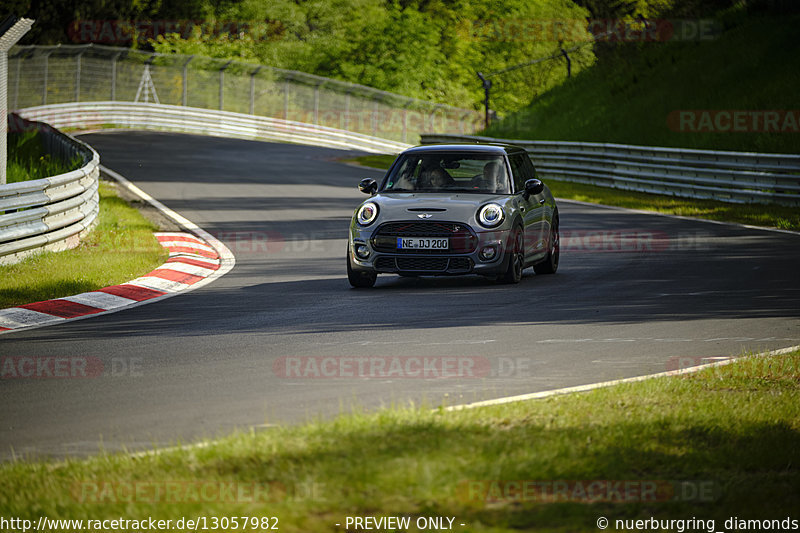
[347,144,559,288]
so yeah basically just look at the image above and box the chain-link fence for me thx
[8,44,482,144]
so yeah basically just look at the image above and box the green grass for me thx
[6,131,84,184]
[6,156,84,184]
[1,350,798,532]
[343,154,800,232]
[483,14,800,154]
[0,180,168,308]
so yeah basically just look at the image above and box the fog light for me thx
[355,244,370,259]
[479,245,497,261]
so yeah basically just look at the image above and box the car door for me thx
[521,154,549,255]
[509,153,545,259]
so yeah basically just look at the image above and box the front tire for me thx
[534,213,559,275]
[499,226,524,284]
[347,246,377,288]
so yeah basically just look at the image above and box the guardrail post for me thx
[344,91,351,131]
[433,104,444,133]
[75,50,84,102]
[110,52,120,101]
[182,55,193,107]
[314,82,321,125]
[219,60,231,111]
[402,99,412,144]
[249,65,262,115]
[283,79,289,120]
[41,51,49,105]
[427,105,438,134]
[460,112,472,135]
[372,100,378,137]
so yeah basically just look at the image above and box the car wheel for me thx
[499,226,524,284]
[347,245,377,288]
[534,212,559,275]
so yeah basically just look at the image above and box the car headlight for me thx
[356,202,379,226]
[477,203,504,228]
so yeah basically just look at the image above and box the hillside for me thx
[484,11,800,154]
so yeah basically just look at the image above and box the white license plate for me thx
[397,237,449,250]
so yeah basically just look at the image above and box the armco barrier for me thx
[422,134,800,206]
[1,114,99,265]
[19,102,411,154]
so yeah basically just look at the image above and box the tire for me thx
[534,212,559,275]
[499,226,524,284]
[347,245,377,288]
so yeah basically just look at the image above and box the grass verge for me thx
[0,180,168,308]
[7,131,83,184]
[1,350,798,532]
[343,154,800,232]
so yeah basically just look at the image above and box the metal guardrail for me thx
[0,114,100,265]
[421,134,800,206]
[19,102,412,154]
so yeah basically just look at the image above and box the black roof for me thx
[402,143,527,155]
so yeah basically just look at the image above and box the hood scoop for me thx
[407,208,447,212]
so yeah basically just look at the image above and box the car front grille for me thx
[371,221,477,254]
[374,256,473,274]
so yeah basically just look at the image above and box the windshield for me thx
[382,152,510,194]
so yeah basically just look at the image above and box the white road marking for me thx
[536,337,799,344]
[445,345,800,412]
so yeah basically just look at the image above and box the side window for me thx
[508,154,528,193]
[522,154,537,180]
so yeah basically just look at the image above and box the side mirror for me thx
[359,178,378,195]
[524,178,544,198]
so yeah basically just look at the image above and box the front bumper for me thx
[349,221,512,276]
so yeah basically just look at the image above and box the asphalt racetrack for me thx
[2,131,799,460]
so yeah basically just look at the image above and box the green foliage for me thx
[6,131,82,183]
[485,13,800,154]
[149,0,597,113]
